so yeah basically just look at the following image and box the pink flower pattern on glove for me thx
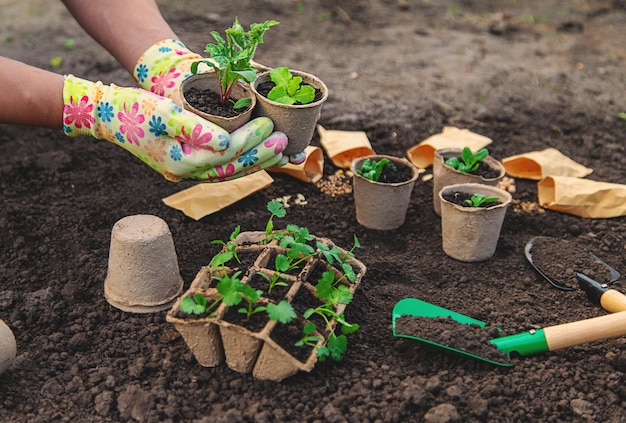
[62,75,286,182]
[118,102,145,146]
[64,95,95,130]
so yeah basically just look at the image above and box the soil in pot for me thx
[221,301,271,334]
[529,237,614,289]
[255,81,325,105]
[440,151,502,179]
[441,190,503,208]
[246,271,293,303]
[394,315,511,364]
[290,285,328,334]
[374,161,414,183]
[183,87,252,118]
[268,317,316,363]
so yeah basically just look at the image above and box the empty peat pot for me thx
[104,215,184,313]
[0,319,16,375]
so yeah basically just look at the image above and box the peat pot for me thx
[351,155,420,230]
[180,72,256,133]
[251,70,328,156]
[433,148,506,216]
[167,231,366,382]
[104,215,184,313]
[0,320,16,375]
[439,183,512,262]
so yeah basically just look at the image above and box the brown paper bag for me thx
[162,171,274,220]
[267,146,324,183]
[503,148,592,180]
[406,126,492,169]
[538,176,626,218]
[317,125,375,169]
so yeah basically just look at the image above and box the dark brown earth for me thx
[1,0,626,422]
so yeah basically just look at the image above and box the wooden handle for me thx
[600,290,626,313]
[544,310,626,351]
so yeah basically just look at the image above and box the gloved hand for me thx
[62,75,288,182]
[133,39,306,165]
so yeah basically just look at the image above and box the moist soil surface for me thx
[1,0,626,422]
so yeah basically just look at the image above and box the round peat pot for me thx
[433,148,506,216]
[180,72,256,133]
[104,215,184,313]
[251,70,328,156]
[0,320,16,375]
[351,155,419,230]
[439,183,512,262]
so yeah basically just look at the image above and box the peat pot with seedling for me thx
[166,200,366,382]
[433,147,506,216]
[438,182,512,262]
[251,66,329,156]
[180,18,278,132]
[350,155,420,230]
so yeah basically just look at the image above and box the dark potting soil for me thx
[221,302,270,334]
[183,86,251,118]
[528,237,614,290]
[269,317,316,363]
[255,81,325,104]
[440,153,502,179]
[246,271,292,303]
[375,161,414,184]
[441,190,503,208]
[394,315,511,364]
[3,1,626,422]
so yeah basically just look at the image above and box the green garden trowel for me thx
[392,298,626,367]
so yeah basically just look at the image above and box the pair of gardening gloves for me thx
[63,39,304,182]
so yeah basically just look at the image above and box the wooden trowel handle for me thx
[600,289,626,313]
[544,310,626,351]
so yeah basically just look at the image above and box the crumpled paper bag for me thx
[267,146,324,183]
[503,148,592,180]
[406,126,492,169]
[317,125,375,169]
[162,171,274,220]
[538,176,626,218]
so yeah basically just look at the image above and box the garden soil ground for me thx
[1,0,626,422]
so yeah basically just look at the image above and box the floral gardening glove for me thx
[133,39,306,165]
[62,75,288,182]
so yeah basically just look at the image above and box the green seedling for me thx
[301,302,359,362]
[191,18,278,108]
[179,270,244,316]
[316,235,360,283]
[266,300,296,324]
[267,66,316,105]
[50,56,62,68]
[465,193,500,207]
[64,38,75,51]
[237,284,266,320]
[210,225,241,267]
[356,158,397,182]
[264,199,287,244]
[619,112,626,128]
[258,271,289,294]
[179,293,209,316]
[444,147,489,173]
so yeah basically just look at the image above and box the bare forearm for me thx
[61,0,178,73]
[0,57,64,129]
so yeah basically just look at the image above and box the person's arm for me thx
[0,57,64,128]
[61,0,178,73]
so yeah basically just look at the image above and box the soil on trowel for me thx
[394,315,511,364]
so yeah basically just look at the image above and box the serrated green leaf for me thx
[341,322,360,335]
[266,300,296,323]
[326,334,348,361]
[303,321,317,335]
